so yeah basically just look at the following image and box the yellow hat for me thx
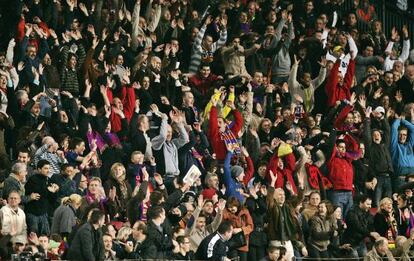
[278,143,293,157]
[333,45,343,52]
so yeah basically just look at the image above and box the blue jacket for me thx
[390,119,414,176]
[224,152,244,203]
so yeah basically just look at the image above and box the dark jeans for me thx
[392,175,406,193]
[374,175,392,207]
[308,244,330,259]
[352,241,367,258]
[248,245,266,261]
[328,191,353,217]
[26,213,50,235]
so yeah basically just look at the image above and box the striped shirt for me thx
[188,25,227,74]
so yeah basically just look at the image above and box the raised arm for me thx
[131,0,142,50]
[151,116,168,150]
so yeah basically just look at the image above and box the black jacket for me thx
[67,222,105,261]
[24,174,58,216]
[342,206,375,246]
[398,75,414,104]
[363,118,394,176]
[196,232,229,261]
[146,220,173,259]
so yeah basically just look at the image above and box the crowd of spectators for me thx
[2,0,414,260]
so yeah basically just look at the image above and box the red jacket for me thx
[266,152,298,194]
[208,106,243,161]
[188,73,220,96]
[327,134,361,191]
[108,85,136,133]
[325,59,355,107]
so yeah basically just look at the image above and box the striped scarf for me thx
[220,126,241,155]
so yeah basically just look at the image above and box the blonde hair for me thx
[379,197,393,210]
[116,227,133,241]
[61,194,82,206]
[110,163,126,180]
[89,177,102,184]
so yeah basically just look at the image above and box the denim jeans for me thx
[352,241,367,258]
[328,191,353,217]
[374,175,392,207]
[392,175,406,193]
[271,75,289,85]
[26,213,50,235]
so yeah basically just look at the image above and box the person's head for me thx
[202,35,214,51]
[398,125,408,144]
[61,164,75,178]
[305,0,314,13]
[260,118,272,133]
[131,221,147,241]
[61,194,82,209]
[79,174,88,190]
[257,162,267,177]
[274,188,285,206]
[195,213,207,230]
[226,197,241,214]
[301,72,312,87]
[26,44,37,60]
[7,191,21,208]
[103,234,113,251]
[231,165,245,182]
[182,91,194,107]
[176,235,191,253]
[359,142,366,157]
[199,64,211,78]
[363,45,374,57]
[397,194,407,209]
[70,137,86,155]
[30,102,41,117]
[137,114,149,132]
[37,160,50,176]
[67,53,77,69]
[394,61,404,74]
[217,116,227,132]
[148,206,166,224]
[336,139,346,155]
[130,151,144,164]
[347,12,357,26]
[110,163,126,182]
[379,197,393,213]
[202,200,215,215]
[309,191,321,207]
[11,162,27,182]
[17,148,31,164]
[38,235,49,250]
[150,56,162,72]
[395,235,408,249]
[217,221,233,241]
[406,65,414,81]
[332,205,342,220]
[318,200,329,217]
[112,97,123,111]
[253,71,263,85]
[358,195,372,211]
[103,224,117,239]
[265,24,275,36]
[89,209,105,227]
[116,227,132,242]
[166,124,173,141]
[372,129,382,144]
[205,173,219,189]
[383,71,394,86]
[267,246,280,261]
[374,237,389,255]
[88,177,102,195]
